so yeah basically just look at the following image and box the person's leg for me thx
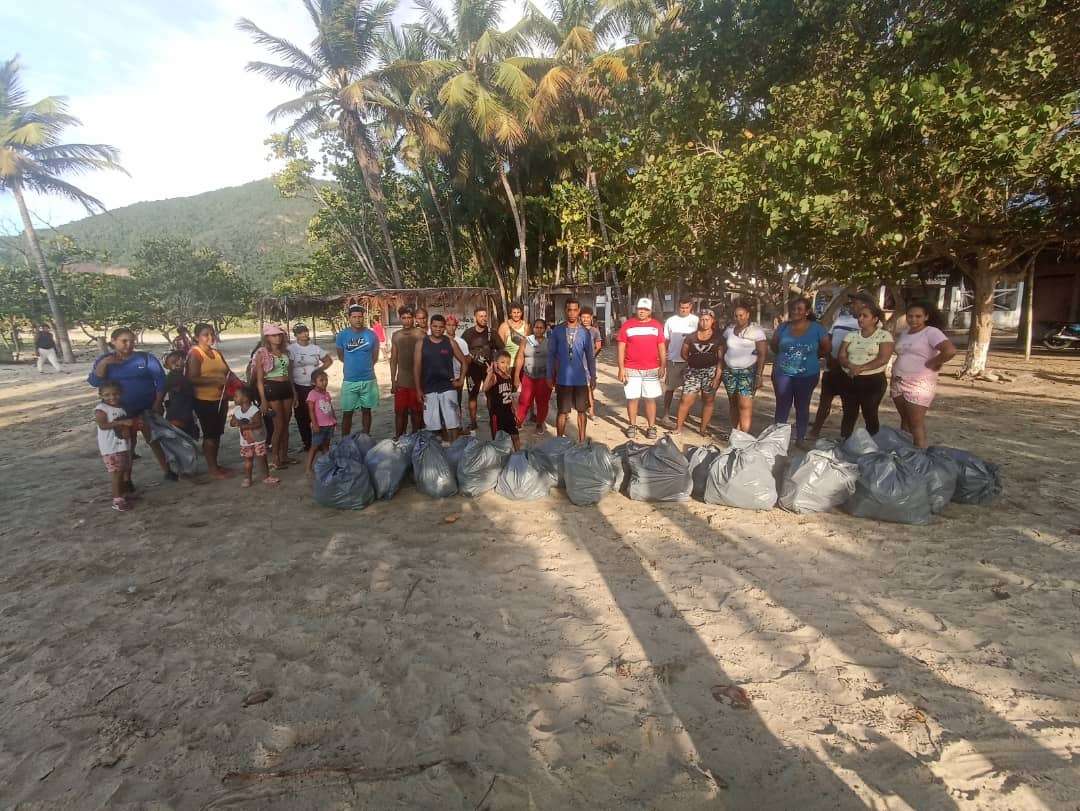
[307,440,319,473]
[861,374,887,435]
[259,449,279,484]
[675,392,697,432]
[394,406,406,438]
[341,410,354,436]
[808,369,837,439]
[700,393,715,436]
[791,375,818,441]
[577,411,587,443]
[516,375,535,425]
[535,380,552,430]
[907,403,930,448]
[294,384,313,449]
[663,388,676,420]
[892,395,910,434]
[37,352,45,373]
[839,375,860,438]
[361,407,372,435]
[274,399,292,465]
[626,397,640,428]
[49,348,60,371]
[736,394,754,433]
[643,395,657,429]
[243,454,254,486]
[772,372,795,425]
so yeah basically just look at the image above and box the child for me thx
[163,350,198,439]
[484,350,521,450]
[306,369,337,472]
[94,381,135,512]
[229,385,279,487]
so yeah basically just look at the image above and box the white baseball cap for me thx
[635,297,653,310]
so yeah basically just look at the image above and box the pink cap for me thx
[262,324,286,336]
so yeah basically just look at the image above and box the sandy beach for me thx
[1,337,1078,809]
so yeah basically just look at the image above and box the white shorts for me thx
[624,369,663,400]
[424,389,460,430]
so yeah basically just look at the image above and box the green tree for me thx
[0,56,127,362]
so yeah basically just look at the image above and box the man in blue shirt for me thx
[547,299,597,442]
[335,305,380,435]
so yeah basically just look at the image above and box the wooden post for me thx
[1024,264,1035,361]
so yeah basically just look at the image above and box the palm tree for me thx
[240,0,428,288]
[0,56,127,363]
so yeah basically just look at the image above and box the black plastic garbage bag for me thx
[611,442,648,495]
[872,426,915,452]
[365,438,413,500]
[445,435,472,471]
[779,447,859,513]
[333,432,376,464]
[411,432,458,498]
[564,441,619,505]
[628,435,691,502]
[313,452,374,510]
[146,412,200,475]
[496,450,553,500]
[533,436,575,487]
[458,432,514,497]
[893,447,959,513]
[845,451,932,524]
[928,446,1003,505]
[685,444,723,502]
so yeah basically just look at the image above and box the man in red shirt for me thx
[616,298,667,439]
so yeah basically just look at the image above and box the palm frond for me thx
[589,52,628,82]
[245,61,319,92]
[530,64,574,125]
[0,56,28,112]
[266,91,327,124]
[414,0,454,43]
[522,1,562,51]
[283,105,331,143]
[492,60,536,102]
[29,142,126,173]
[438,70,479,109]
[20,171,107,214]
[558,26,599,59]
[236,18,322,76]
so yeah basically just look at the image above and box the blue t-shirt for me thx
[87,351,166,414]
[547,323,597,387]
[335,328,377,382]
[775,321,827,377]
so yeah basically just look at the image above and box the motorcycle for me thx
[1041,322,1080,350]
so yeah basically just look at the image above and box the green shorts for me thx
[340,379,379,412]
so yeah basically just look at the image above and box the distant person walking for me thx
[616,298,666,440]
[891,301,957,448]
[837,301,894,438]
[514,318,552,435]
[186,323,234,479]
[35,325,61,373]
[287,323,332,451]
[770,297,830,444]
[335,305,380,436]
[662,298,698,423]
[547,299,597,443]
[721,302,768,434]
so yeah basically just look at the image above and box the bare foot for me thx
[210,468,236,480]
[263,476,281,486]
[241,479,252,488]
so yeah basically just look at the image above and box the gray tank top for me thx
[521,335,548,378]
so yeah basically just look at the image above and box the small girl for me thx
[163,350,198,439]
[306,369,338,472]
[484,350,521,450]
[94,381,135,512]
[230,385,279,487]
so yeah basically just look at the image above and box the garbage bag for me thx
[685,444,723,501]
[628,435,692,502]
[611,442,648,495]
[533,436,575,487]
[411,432,458,498]
[333,432,376,464]
[873,426,915,452]
[445,435,472,471]
[779,447,859,513]
[146,412,200,475]
[732,422,792,480]
[313,452,374,510]
[496,450,553,501]
[893,447,958,513]
[928,446,1003,505]
[704,447,777,510]
[845,451,932,524]
[564,441,619,505]
[458,432,514,497]
[365,438,413,500]
[840,427,880,460]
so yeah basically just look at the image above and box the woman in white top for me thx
[287,323,333,451]
[720,302,768,433]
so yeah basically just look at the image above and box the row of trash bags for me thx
[312,423,1002,524]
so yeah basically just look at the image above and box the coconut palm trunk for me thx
[12,184,74,363]
[421,164,459,277]
[341,113,402,287]
[498,162,528,303]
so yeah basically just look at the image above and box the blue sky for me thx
[1,0,504,234]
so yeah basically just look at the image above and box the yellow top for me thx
[191,346,227,401]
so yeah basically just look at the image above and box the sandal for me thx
[241,479,253,488]
[263,476,281,486]
[112,497,130,512]
[645,426,658,440]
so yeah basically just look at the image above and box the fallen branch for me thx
[94,681,132,705]
[401,578,422,612]
[475,774,496,809]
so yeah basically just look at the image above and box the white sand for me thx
[1,338,1078,809]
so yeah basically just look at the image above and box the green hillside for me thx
[44,178,316,290]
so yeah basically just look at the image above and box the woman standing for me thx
[513,318,552,435]
[891,301,956,448]
[88,327,172,483]
[838,302,894,438]
[497,301,530,371]
[675,309,723,438]
[187,323,233,478]
[288,324,332,451]
[253,324,295,470]
[770,298,830,443]
[721,302,768,434]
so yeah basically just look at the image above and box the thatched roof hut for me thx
[257,287,501,327]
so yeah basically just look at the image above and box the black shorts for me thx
[556,384,590,414]
[819,366,850,405]
[490,406,519,436]
[468,362,488,398]
[193,398,228,440]
[263,378,293,402]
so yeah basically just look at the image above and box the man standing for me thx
[414,314,470,442]
[662,298,699,422]
[547,299,597,443]
[389,306,425,438]
[464,307,493,432]
[446,315,470,414]
[808,292,870,441]
[617,298,667,439]
[35,325,61,373]
[414,307,429,334]
[334,305,379,435]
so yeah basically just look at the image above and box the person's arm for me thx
[413,339,424,398]
[755,336,768,390]
[856,338,894,375]
[147,353,167,414]
[927,337,957,371]
[769,325,781,355]
[319,350,333,371]
[586,333,597,386]
[90,353,119,385]
[657,338,667,380]
[307,397,319,428]
[838,339,852,371]
[680,339,690,362]
[389,336,399,392]
[450,341,469,389]
[94,409,133,431]
[287,355,298,402]
[254,355,269,415]
[335,334,344,364]
[819,332,832,360]
[482,364,497,392]
[498,322,510,348]
[617,341,627,383]
[228,410,239,428]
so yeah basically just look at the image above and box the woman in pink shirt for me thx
[890,301,956,448]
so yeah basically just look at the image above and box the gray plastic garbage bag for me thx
[927,446,1003,505]
[845,451,932,524]
[146,412,200,475]
[840,427,880,460]
[564,441,619,505]
[411,432,458,498]
[313,452,374,510]
[872,426,915,452]
[496,450,553,501]
[333,431,376,464]
[628,435,692,502]
[893,447,958,513]
[611,442,648,495]
[365,438,413,500]
[685,444,723,502]
[704,447,777,510]
[779,448,859,513]
[458,432,514,497]
[445,435,472,471]
[533,436,575,487]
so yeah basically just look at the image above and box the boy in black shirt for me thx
[484,350,520,450]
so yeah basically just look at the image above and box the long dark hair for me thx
[861,301,886,324]
[789,296,817,322]
[907,300,946,330]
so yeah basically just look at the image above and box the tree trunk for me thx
[819,284,857,328]
[13,185,75,363]
[341,114,401,287]
[422,164,459,278]
[959,256,998,378]
[498,161,528,307]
